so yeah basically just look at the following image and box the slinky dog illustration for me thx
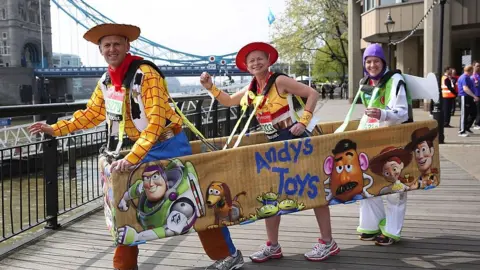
[205,181,247,229]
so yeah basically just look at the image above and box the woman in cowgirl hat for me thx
[200,41,340,264]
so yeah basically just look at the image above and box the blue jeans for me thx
[141,131,192,162]
[270,124,309,142]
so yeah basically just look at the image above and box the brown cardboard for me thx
[100,119,440,245]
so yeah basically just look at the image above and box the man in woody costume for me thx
[28,23,243,270]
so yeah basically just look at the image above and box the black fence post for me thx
[194,99,204,140]
[212,100,218,137]
[44,114,60,229]
[225,106,231,136]
[68,139,76,179]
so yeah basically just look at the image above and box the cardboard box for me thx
[100,119,440,245]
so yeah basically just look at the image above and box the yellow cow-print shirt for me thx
[51,64,183,165]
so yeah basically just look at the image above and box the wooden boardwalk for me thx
[0,155,479,270]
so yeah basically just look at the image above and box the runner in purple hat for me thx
[356,43,414,246]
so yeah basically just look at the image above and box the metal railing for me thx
[0,94,259,243]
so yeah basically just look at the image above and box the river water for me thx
[0,153,103,247]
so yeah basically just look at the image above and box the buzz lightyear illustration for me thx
[116,158,206,246]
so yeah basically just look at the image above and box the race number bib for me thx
[105,87,125,121]
[365,117,380,129]
[257,112,278,139]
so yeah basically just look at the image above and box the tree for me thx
[271,0,348,83]
[291,60,309,77]
[270,62,291,74]
[271,61,309,78]
[313,39,345,82]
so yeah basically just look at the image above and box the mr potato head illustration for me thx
[323,139,374,205]
[404,127,439,190]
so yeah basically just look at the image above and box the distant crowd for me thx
[441,63,480,137]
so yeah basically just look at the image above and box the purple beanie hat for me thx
[363,43,387,80]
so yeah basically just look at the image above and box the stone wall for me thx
[0,67,34,105]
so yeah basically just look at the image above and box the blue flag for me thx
[268,9,275,25]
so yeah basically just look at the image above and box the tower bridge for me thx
[34,63,249,78]
[0,0,252,106]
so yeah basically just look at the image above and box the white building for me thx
[349,0,480,110]
[52,52,82,67]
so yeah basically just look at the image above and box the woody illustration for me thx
[405,127,439,189]
[369,146,416,194]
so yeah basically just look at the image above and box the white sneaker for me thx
[249,241,283,263]
[304,239,340,261]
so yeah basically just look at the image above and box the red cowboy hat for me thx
[235,42,278,72]
[83,23,141,45]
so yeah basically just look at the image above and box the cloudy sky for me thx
[50,0,287,68]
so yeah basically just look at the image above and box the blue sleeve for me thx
[466,76,474,89]
[457,76,465,89]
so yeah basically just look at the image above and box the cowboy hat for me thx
[404,127,438,152]
[235,42,278,72]
[369,146,412,176]
[83,23,141,45]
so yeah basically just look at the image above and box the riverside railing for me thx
[0,94,258,243]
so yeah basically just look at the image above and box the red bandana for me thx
[108,53,143,91]
[246,72,273,108]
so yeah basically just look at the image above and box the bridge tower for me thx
[0,0,53,105]
[0,0,52,68]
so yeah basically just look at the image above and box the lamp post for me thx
[384,12,395,68]
[307,52,313,87]
[432,0,447,144]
